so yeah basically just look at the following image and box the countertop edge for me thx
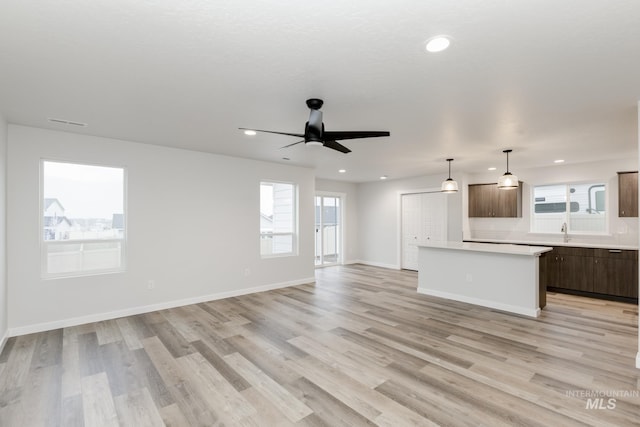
[464,238,638,251]
[419,242,553,256]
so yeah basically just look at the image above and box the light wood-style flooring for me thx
[1,264,639,426]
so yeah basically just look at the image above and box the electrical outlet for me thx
[244,268,251,277]
[465,273,472,282]
[147,280,155,289]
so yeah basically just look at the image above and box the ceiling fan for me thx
[239,98,390,154]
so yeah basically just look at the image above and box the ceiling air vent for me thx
[47,118,88,127]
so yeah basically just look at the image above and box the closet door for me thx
[401,194,421,270]
[401,192,448,270]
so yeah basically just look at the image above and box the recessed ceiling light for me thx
[488,167,497,171]
[380,175,388,180]
[244,130,257,136]
[425,36,451,53]
[338,169,346,173]
[554,159,565,164]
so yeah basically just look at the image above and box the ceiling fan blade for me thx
[323,140,351,154]
[281,140,305,149]
[322,130,390,141]
[239,128,304,138]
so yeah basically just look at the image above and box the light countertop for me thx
[464,238,638,251]
[419,241,553,256]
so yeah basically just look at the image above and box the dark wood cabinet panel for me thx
[561,255,593,292]
[468,184,493,217]
[618,171,638,217]
[593,254,638,298]
[468,183,522,218]
[545,250,593,292]
[495,186,520,217]
[542,246,638,300]
[538,253,549,308]
[544,250,561,288]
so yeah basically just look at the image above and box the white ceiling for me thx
[1,1,639,182]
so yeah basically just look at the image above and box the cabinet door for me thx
[544,251,561,288]
[593,256,638,298]
[495,187,518,217]
[559,255,593,292]
[468,184,495,217]
[618,172,638,217]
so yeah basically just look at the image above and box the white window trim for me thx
[529,181,609,236]
[40,159,128,279]
[260,180,298,258]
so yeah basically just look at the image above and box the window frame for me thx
[260,180,298,258]
[530,181,609,236]
[40,159,128,279]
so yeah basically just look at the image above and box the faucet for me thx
[561,222,569,243]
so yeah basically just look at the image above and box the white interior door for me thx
[401,194,421,270]
[401,192,447,270]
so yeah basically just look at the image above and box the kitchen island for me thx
[417,242,552,317]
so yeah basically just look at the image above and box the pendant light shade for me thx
[441,158,459,193]
[497,149,519,190]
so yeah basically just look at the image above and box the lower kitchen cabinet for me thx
[544,250,593,292]
[543,246,638,301]
[593,250,638,298]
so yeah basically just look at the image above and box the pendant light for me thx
[441,158,459,193]
[497,149,519,189]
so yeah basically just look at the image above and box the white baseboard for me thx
[351,260,401,270]
[8,277,315,337]
[0,329,9,354]
[417,287,541,318]
[636,352,640,369]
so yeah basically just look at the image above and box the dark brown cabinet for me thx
[618,171,638,217]
[468,183,522,218]
[593,249,638,298]
[544,248,593,292]
[543,246,638,300]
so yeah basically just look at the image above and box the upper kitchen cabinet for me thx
[468,183,522,218]
[618,171,638,217]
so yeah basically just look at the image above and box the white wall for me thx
[356,174,463,269]
[466,158,639,248]
[0,114,7,348]
[315,179,358,263]
[7,125,316,334]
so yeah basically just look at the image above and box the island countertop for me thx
[419,241,553,256]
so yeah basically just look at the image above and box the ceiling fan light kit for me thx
[241,101,520,188]
[497,149,519,189]
[239,99,390,154]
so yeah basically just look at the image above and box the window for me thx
[42,160,126,278]
[532,183,606,234]
[260,181,297,256]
